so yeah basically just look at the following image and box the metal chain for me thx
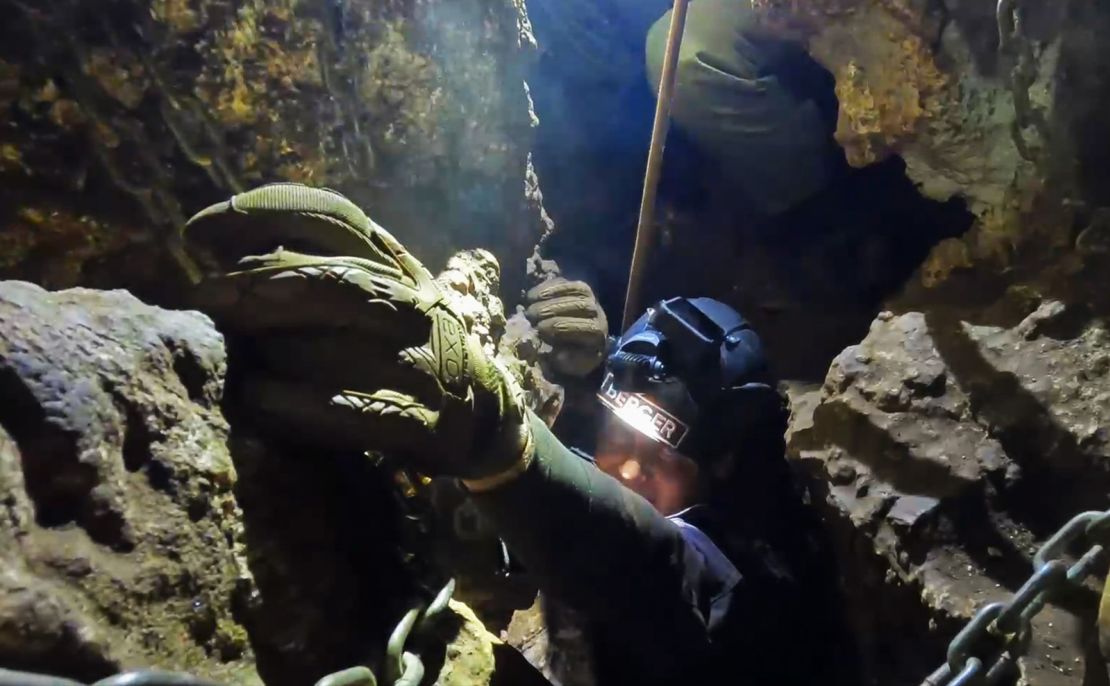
[383,578,457,686]
[312,575,456,686]
[13,509,1110,686]
[923,510,1110,686]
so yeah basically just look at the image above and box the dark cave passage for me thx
[526,0,976,383]
[523,8,980,684]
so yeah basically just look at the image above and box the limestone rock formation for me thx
[0,0,547,299]
[753,0,1041,212]
[0,280,412,686]
[0,279,552,685]
[435,599,551,686]
[0,281,259,683]
[436,247,563,426]
[750,5,1110,683]
[753,0,1110,294]
[787,304,1110,685]
[502,597,595,686]
[499,310,566,426]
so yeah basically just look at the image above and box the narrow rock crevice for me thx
[0,364,102,534]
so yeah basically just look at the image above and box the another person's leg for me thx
[645,0,836,216]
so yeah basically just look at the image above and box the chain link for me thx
[12,508,1110,686]
[924,510,1110,686]
[384,578,456,686]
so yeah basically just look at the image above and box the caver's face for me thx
[594,413,700,515]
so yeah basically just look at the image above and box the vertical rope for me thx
[621,0,691,329]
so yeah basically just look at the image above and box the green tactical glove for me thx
[1099,571,1110,661]
[524,278,608,377]
[183,183,533,486]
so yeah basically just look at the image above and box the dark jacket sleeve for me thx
[469,411,724,668]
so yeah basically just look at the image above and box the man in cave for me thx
[182,183,859,685]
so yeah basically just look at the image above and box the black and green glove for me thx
[524,278,608,378]
[183,183,533,484]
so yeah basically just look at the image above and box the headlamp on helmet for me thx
[597,297,769,460]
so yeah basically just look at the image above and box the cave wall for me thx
[0,282,261,682]
[0,276,550,685]
[0,0,549,300]
[752,0,1109,290]
[0,280,419,685]
[759,2,1110,684]
[787,305,1110,685]
[2,0,1110,684]
[523,0,1110,682]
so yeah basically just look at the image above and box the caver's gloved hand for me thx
[524,278,608,377]
[182,183,532,488]
[182,185,727,684]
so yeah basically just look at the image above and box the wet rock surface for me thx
[787,304,1110,685]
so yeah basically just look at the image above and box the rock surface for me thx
[752,0,1110,300]
[502,597,594,686]
[787,304,1110,685]
[760,5,1110,679]
[0,0,547,299]
[436,247,563,426]
[0,279,553,685]
[0,281,258,683]
[753,0,1049,213]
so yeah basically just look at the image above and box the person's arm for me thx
[468,411,722,666]
[178,182,723,672]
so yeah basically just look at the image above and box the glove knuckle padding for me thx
[536,316,607,343]
[525,294,599,322]
[184,183,433,315]
[241,374,388,452]
[331,388,439,455]
[196,263,420,335]
[525,278,594,303]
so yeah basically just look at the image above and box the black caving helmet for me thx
[598,297,782,464]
